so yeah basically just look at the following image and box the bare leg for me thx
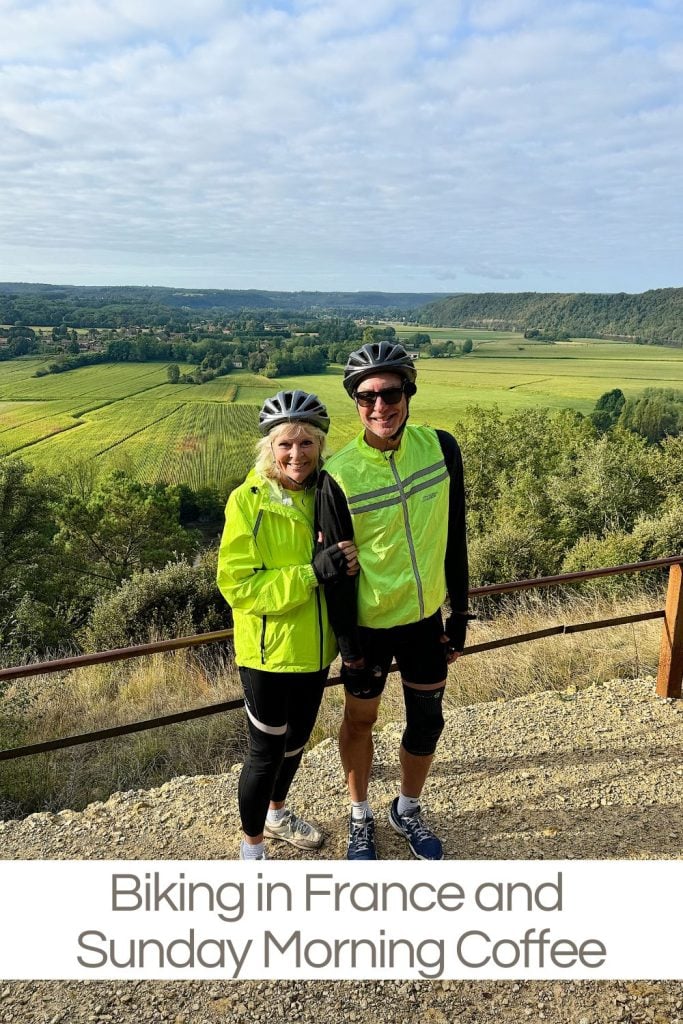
[339,693,381,802]
[398,747,434,799]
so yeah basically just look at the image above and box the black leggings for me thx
[238,665,328,838]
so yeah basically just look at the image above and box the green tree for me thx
[404,332,431,347]
[54,472,200,588]
[560,530,644,596]
[619,388,683,444]
[550,430,661,540]
[166,363,180,384]
[0,460,56,580]
[469,520,560,586]
[247,351,267,373]
[462,338,473,354]
[362,325,397,345]
[653,434,683,494]
[458,406,595,538]
[0,458,75,660]
[590,388,625,433]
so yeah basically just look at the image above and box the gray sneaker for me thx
[264,809,324,850]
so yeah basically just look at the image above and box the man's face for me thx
[354,372,408,443]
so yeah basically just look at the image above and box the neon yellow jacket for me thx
[324,425,451,629]
[217,469,336,672]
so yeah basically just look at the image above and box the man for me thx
[316,341,470,861]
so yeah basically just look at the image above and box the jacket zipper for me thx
[388,452,425,620]
[315,589,323,671]
[260,615,267,664]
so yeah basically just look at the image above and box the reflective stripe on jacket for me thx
[325,425,450,629]
[216,469,337,672]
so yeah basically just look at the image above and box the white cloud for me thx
[0,0,681,291]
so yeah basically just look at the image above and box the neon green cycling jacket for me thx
[324,425,450,629]
[216,469,336,672]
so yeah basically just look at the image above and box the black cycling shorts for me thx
[342,609,448,699]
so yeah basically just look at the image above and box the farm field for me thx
[394,325,522,344]
[1,335,683,491]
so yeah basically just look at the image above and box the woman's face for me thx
[271,425,320,488]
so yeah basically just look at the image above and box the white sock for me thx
[351,800,372,821]
[241,840,266,860]
[267,807,286,824]
[397,794,420,816]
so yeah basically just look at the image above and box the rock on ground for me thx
[2,678,683,1020]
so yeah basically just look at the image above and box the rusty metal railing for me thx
[1,556,682,763]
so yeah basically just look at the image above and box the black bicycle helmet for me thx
[343,341,417,397]
[258,389,330,435]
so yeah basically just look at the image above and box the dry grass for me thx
[0,587,666,818]
[0,647,247,818]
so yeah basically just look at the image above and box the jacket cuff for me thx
[301,563,318,587]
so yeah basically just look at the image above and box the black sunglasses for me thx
[354,385,406,408]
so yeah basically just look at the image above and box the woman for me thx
[217,389,358,860]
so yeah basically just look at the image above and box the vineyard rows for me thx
[26,400,185,467]
[0,401,82,454]
[18,396,261,493]
[102,402,260,490]
[151,380,239,403]
[0,362,174,403]
[5,340,683,494]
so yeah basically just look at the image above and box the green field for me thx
[2,334,683,491]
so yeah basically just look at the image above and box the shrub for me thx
[84,559,231,651]
[469,522,561,587]
[560,531,644,597]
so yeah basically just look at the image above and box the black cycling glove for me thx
[444,612,476,653]
[312,544,349,583]
[341,661,379,692]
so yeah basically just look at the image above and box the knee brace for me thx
[401,685,445,757]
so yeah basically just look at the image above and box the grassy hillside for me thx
[420,288,683,343]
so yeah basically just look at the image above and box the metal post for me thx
[656,563,683,699]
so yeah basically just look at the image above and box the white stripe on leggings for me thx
[284,744,305,758]
[245,704,287,736]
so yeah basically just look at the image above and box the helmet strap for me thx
[389,401,410,442]
[388,381,415,440]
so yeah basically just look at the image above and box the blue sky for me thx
[0,0,681,294]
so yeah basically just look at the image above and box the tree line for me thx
[420,288,683,345]
[24,323,476,382]
[0,283,441,330]
[4,282,682,344]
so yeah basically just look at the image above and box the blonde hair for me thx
[255,422,327,482]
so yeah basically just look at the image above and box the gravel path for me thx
[2,677,683,1021]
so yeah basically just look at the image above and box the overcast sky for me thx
[0,0,681,294]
